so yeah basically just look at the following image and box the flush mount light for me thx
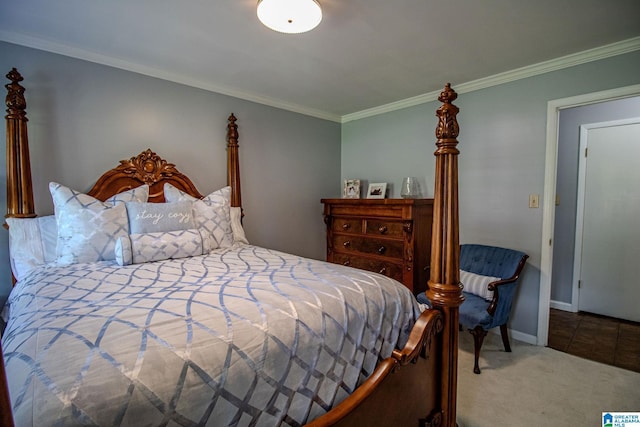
[257,0,322,34]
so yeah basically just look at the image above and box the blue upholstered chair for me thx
[418,244,528,374]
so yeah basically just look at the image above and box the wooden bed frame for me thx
[1,68,463,427]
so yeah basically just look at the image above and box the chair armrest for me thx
[486,254,529,316]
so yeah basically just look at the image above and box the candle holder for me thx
[400,177,418,198]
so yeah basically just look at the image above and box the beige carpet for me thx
[456,331,640,427]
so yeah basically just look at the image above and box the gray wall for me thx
[342,50,640,338]
[552,96,640,304]
[3,40,640,339]
[0,41,341,304]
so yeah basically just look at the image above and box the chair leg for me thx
[500,324,512,353]
[469,326,487,374]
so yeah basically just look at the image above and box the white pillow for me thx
[230,206,249,245]
[6,215,59,281]
[39,215,58,263]
[115,229,210,266]
[164,183,234,249]
[460,269,501,301]
[6,217,46,281]
[50,183,149,265]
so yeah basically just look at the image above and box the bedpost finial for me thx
[438,83,457,104]
[6,68,24,83]
[435,83,459,141]
[227,113,238,146]
[5,68,27,120]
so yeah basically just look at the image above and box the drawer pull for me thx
[378,267,387,274]
[342,223,351,230]
[377,246,386,254]
[378,225,388,234]
[343,241,351,248]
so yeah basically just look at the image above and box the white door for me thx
[574,118,640,322]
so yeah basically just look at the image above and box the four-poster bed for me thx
[1,68,463,426]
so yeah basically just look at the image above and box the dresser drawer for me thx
[322,198,434,295]
[333,235,404,259]
[333,253,403,282]
[365,219,405,238]
[331,217,362,233]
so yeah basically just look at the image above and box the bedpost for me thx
[4,68,35,225]
[2,68,21,427]
[427,83,464,427]
[226,113,242,211]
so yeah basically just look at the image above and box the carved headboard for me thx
[86,149,204,203]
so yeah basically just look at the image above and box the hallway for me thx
[548,308,640,373]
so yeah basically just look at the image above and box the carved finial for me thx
[5,68,27,120]
[118,149,179,184]
[227,113,238,147]
[437,83,457,104]
[435,83,459,142]
[6,68,23,83]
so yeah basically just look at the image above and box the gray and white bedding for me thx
[2,244,420,426]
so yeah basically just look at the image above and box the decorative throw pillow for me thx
[164,183,234,249]
[50,183,149,265]
[460,269,501,301]
[115,229,210,265]
[126,201,194,234]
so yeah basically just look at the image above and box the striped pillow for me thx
[460,270,501,301]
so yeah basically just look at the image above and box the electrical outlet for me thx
[529,194,539,208]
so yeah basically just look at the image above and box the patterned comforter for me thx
[2,245,420,426]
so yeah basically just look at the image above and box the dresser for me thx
[321,198,433,295]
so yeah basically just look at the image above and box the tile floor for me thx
[548,308,640,373]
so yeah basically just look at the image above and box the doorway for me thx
[573,119,640,322]
[537,84,640,346]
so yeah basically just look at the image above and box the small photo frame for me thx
[366,182,387,199]
[343,179,361,198]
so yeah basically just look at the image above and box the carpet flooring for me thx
[456,331,640,427]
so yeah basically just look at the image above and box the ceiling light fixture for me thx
[257,0,322,34]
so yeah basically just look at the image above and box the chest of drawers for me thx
[321,198,434,295]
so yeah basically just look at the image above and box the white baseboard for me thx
[489,300,575,346]
[550,300,575,312]
[488,327,538,345]
[488,300,575,347]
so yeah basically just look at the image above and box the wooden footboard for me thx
[305,308,444,427]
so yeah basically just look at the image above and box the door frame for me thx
[537,83,640,346]
[572,118,640,312]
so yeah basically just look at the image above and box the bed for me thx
[0,68,464,427]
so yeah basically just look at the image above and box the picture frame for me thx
[366,182,387,199]
[343,179,361,198]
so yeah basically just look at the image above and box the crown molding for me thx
[2,30,638,125]
[0,30,342,123]
[341,36,640,123]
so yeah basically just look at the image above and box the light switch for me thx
[529,194,539,208]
